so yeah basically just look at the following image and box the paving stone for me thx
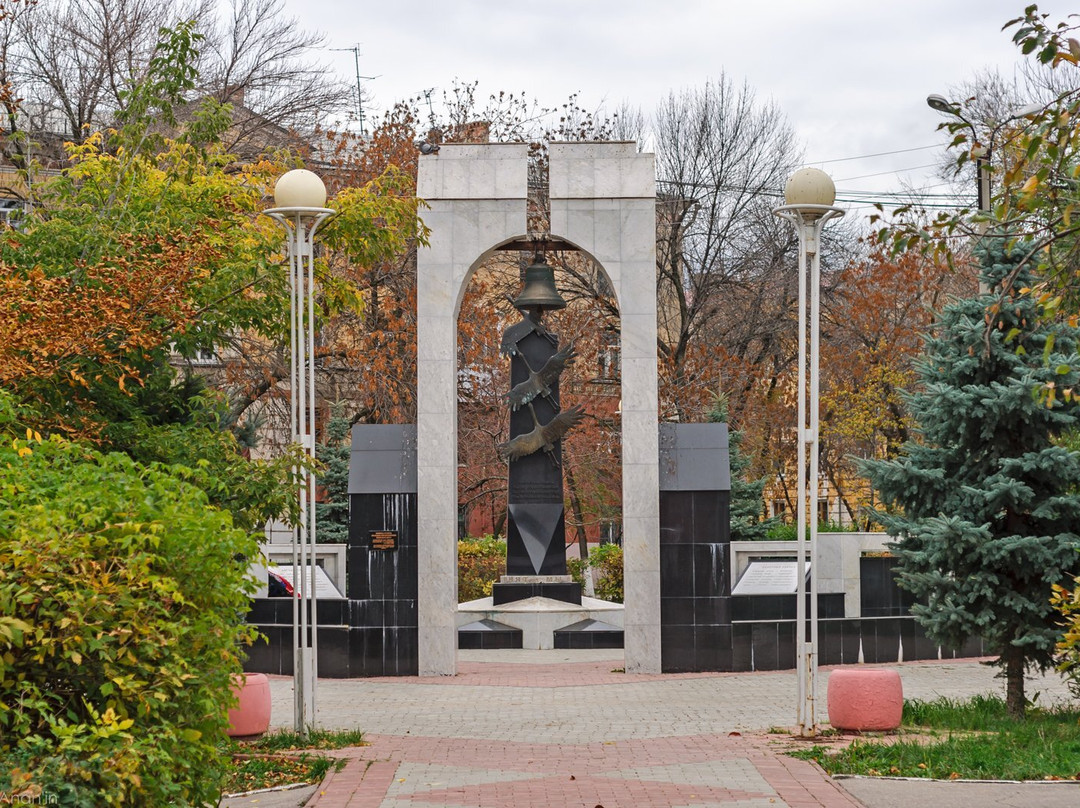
[264,652,1070,808]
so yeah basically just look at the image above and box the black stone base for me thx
[554,619,624,649]
[492,580,582,606]
[458,619,524,650]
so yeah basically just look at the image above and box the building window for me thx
[0,198,24,226]
[596,333,620,383]
[191,346,219,365]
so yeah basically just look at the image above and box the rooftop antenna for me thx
[422,88,436,128]
[330,44,379,135]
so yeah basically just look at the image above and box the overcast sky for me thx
[290,0,1076,218]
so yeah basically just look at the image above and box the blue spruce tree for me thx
[862,239,1080,718]
[315,404,351,544]
[707,393,776,541]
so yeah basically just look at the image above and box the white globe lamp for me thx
[784,168,836,209]
[274,169,328,209]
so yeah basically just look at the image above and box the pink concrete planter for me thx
[827,667,903,731]
[227,672,271,738]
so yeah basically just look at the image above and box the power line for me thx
[835,163,941,183]
[815,144,943,164]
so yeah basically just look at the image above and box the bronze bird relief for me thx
[498,402,586,464]
[505,345,576,411]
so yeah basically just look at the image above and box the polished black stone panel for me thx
[958,634,984,658]
[819,620,842,666]
[751,623,780,671]
[840,619,863,665]
[660,596,696,625]
[316,626,352,678]
[659,544,694,595]
[732,593,845,622]
[819,593,845,619]
[659,491,694,544]
[694,596,732,625]
[715,616,985,672]
[246,598,282,625]
[693,542,728,596]
[316,599,347,626]
[491,580,582,606]
[244,625,287,675]
[348,493,418,601]
[867,618,902,663]
[695,625,733,671]
[553,619,624,649]
[660,625,697,671]
[900,617,940,661]
[458,619,524,650]
[860,556,918,617]
[659,483,733,672]
[731,623,753,670]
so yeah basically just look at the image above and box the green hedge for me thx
[0,406,258,805]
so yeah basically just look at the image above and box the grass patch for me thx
[791,695,1080,781]
[224,727,366,753]
[222,753,343,794]
[219,728,364,794]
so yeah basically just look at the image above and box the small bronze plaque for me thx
[370,530,397,551]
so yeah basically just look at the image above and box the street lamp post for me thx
[773,168,844,737]
[926,93,1043,216]
[263,169,335,734]
[926,94,992,214]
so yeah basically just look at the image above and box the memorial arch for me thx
[415,141,660,674]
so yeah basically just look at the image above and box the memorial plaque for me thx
[271,565,345,599]
[732,561,811,596]
[370,530,398,551]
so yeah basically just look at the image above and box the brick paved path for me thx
[266,650,1070,808]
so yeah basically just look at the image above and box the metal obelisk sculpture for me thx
[494,256,585,603]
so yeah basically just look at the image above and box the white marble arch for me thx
[416,141,659,675]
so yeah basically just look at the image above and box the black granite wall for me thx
[859,556,918,617]
[660,490,733,672]
[244,425,419,678]
[658,422,734,673]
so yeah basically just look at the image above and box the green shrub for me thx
[590,543,624,603]
[458,536,506,602]
[566,544,624,603]
[0,414,259,805]
[566,557,586,589]
[1052,577,1080,699]
[763,521,851,541]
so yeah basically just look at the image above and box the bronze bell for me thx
[512,255,566,311]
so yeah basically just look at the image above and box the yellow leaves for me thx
[1020,174,1040,201]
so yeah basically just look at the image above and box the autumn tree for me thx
[815,245,972,522]
[0,22,420,519]
[0,0,350,165]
